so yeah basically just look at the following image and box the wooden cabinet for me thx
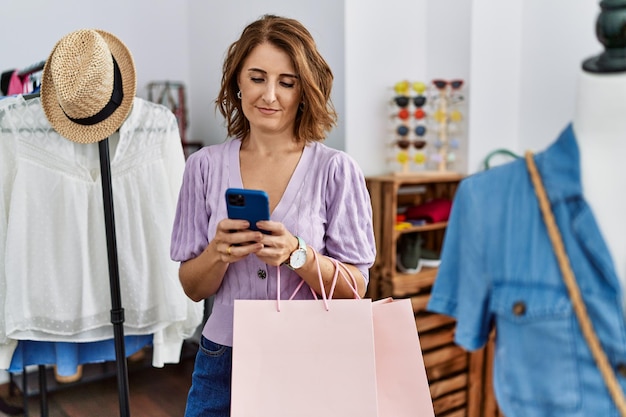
[366,173,501,417]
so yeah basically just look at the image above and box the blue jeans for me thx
[184,336,232,417]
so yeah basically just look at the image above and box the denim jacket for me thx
[428,124,626,416]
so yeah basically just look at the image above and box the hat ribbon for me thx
[62,55,124,126]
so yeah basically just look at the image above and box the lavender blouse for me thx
[170,138,376,346]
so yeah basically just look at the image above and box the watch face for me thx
[290,249,307,269]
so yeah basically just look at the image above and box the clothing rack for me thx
[17,60,45,77]
[0,61,46,97]
[2,94,203,416]
[146,81,202,158]
[98,137,131,417]
[2,94,131,417]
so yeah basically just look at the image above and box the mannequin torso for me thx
[573,69,626,290]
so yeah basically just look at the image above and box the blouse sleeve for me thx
[323,153,376,283]
[170,150,211,262]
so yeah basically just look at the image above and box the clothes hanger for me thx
[482,148,521,170]
[17,60,45,78]
[23,91,40,100]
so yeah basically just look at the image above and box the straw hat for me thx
[41,29,136,144]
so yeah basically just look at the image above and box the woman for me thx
[170,14,376,417]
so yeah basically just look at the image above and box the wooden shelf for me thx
[389,267,438,297]
[373,172,465,184]
[366,174,501,417]
[394,221,448,237]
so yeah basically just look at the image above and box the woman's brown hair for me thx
[216,14,337,143]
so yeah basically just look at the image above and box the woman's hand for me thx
[178,218,264,301]
[215,218,264,263]
[251,220,367,298]
[253,220,298,266]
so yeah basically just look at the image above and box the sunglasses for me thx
[414,108,426,120]
[395,138,411,150]
[433,109,447,123]
[395,139,427,150]
[430,153,443,163]
[432,139,460,151]
[396,125,410,137]
[413,139,427,149]
[414,125,427,137]
[412,81,426,94]
[397,108,410,120]
[394,80,410,95]
[414,151,426,165]
[413,95,427,107]
[449,109,463,123]
[432,79,464,90]
[393,95,427,108]
[394,96,410,108]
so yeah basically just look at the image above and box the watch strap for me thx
[294,236,305,252]
[285,236,306,270]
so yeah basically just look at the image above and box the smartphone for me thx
[225,188,270,232]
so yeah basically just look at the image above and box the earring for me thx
[237,90,242,99]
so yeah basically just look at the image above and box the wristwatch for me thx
[285,236,307,270]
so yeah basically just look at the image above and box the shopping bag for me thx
[231,252,379,417]
[373,297,435,417]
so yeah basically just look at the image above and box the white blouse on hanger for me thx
[0,95,202,368]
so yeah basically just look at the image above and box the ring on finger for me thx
[227,245,232,256]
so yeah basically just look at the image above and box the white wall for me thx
[0,0,191,100]
[0,0,606,174]
[468,0,601,172]
[467,0,525,173]
[344,0,428,176]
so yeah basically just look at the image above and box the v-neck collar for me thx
[227,138,315,220]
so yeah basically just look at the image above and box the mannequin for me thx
[574,72,626,288]
[427,3,626,416]
[574,0,626,292]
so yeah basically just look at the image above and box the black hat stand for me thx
[98,137,131,417]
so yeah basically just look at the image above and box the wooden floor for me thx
[0,345,196,417]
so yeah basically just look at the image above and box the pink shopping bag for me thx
[231,252,379,417]
[373,297,435,417]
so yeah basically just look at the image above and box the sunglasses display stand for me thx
[388,79,465,176]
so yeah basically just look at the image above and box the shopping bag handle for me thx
[275,249,361,312]
[310,250,362,303]
[332,259,361,299]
